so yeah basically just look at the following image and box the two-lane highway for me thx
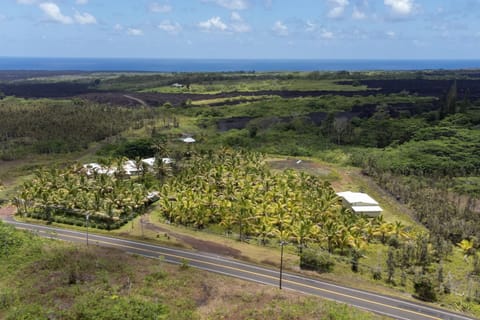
[5,219,476,320]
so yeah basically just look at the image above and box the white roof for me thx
[142,157,173,166]
[83,157,173,176]
[182,137,196,143]
[147,191,160,200]
[161,157,173,164]
[83,163,115,176]
[351,206,383,213]
[123,160,138,173]
[142,157,156,166]
[336,191,379,206]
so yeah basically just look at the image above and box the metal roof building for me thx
[336,191,383,217]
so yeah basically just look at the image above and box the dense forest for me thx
[0,97,155,159]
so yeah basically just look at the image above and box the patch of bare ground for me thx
[267,158,332,177]
[0,205,15,218]
[143,214,244,259]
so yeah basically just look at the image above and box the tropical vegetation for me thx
[14,165,151,229]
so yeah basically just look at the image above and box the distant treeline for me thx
[0,97,155,160]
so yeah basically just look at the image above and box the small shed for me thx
[336,191,382,217]
[182,137,196,143]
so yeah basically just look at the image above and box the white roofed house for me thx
[336,191,383,217]
[82,157,174,178]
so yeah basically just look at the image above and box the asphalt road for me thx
[4,219,477,320]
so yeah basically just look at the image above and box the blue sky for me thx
[1,0,480,59]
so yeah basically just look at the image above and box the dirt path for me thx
[143,215,243,259]
[0,205,16,219]
[123,94,147,106]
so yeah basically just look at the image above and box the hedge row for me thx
[25,208,137,230]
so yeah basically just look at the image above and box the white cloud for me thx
[352,6,366,19]
[127,28,144,36]
[158,20,182,34]
[384,0,415,16]
[305,21,334,39]
[272,20,288,36]
[328,0,349,19]
[386,30,396,38]
[38,2,96,25]
[39,2,73,24]
[202,0,249,10]
[76,0,88,4]
[114,23,123,31]
[230,12,250,33]
[198,16,228,31]
[74,11,96,24]
[149,2,172,13]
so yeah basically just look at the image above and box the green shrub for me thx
[0,289,15,310]
[372,267,382,280]
[300,249,335,273]
[0,221,25,257]
[6,304,47,320]
[68,293,168,320]
[413,275,437,302]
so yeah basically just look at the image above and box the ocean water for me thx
[0,57,479,72]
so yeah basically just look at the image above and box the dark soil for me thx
[3,77,479,110]
[0,82,92,98]
[217,117,255,131]
[355,79,480,100]
[268,159,332,177]
[78,90,382,108]
[216,101,438,131]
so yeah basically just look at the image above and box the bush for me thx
[0,221,25,257]
[372,267,382,280]
[413,275,437,302]
[300,249,335,273]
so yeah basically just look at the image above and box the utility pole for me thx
[86,214,90,246]
[279,240,286,289]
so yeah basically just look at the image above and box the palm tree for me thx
[255,215,276,246]
[458,239,475,260]
[289,218,318,253]
[374,221,394,244]
[321,220,341,253]
[349,236,367,273]
[392,221,410,240]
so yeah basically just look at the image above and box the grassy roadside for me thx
[13,210,480,318]
[0,220,388,320]
[7,212,435,304]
